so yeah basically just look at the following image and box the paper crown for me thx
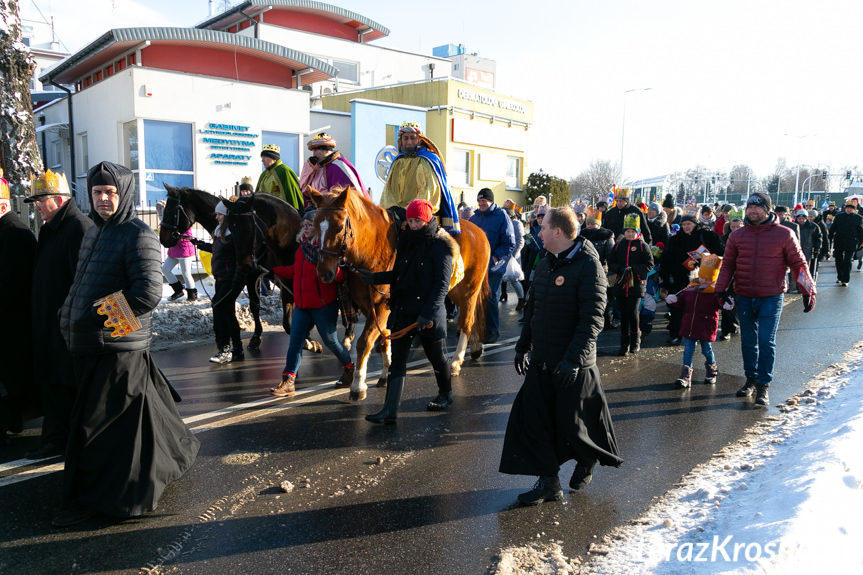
[241,176,253,185]
[683,204,699,216]
[262,144,280,154]
[398,121,422,135]
[614,186,631,200]
[623,214,639,230]
[0,170,8,200]
[307,132,336,149]
[27,169,71,201]
[730,208,745,220]
[698,254,722,282]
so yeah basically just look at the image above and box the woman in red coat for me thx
[665,254,726,388]
[269,210,353,397]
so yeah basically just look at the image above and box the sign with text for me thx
[199,122,259,166]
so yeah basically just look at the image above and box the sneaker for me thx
[517,476,563,506]
[666,336,682,346]
[208,349,233,364]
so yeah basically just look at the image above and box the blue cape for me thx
[394,148,461,234]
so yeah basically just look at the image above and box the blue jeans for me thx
[682,338,716,367]
[736,294,784,385]
[283,300,351,375]
[486,272,503,335]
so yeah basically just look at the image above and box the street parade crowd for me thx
[2,120,863,526]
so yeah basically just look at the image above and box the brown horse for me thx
[309,186,489,402]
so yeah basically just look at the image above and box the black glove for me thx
[514,351,529,376]
[358,269,375,284]
[189,238,202,247]
[553,359,579,387]
[416,315,433,330]
[803,293,815,313]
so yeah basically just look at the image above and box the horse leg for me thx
[350,325,379,402]
[342,317,356,351]
[376,334,391,388]
[247,276,262,350]
[451,331,469,376]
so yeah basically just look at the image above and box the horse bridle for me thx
[229,206,270,272]
[160,193,191,240]
[317,207,354,260]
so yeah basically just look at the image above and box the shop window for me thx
[449,149,471,187]
[506,156,522,190]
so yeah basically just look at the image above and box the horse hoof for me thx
[349,389,367,402]
[470,346,484,360]
[247,335,262,351]
[451,363,462,376]
[376,378,387,388]
[342,338,352,351]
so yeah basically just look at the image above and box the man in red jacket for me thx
[714,192,815,407]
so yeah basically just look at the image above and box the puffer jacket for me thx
[715,214,811,298]
[828,210,863,251]
[469,203,515,272]
[578,226,614,272]
[60,162,162,354]
[658,223,724,291]
[667,288,721,342]
[608,236,654,298]
[273,242,343,310]
[517,240,606,368]
[648,209,670,246]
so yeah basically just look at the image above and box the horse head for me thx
[310,186,352,284]
[159,184,195,248]
[223,195,264,274]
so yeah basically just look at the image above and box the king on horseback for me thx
[379,122,460,234]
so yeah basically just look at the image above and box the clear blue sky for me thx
[21,0,863,186]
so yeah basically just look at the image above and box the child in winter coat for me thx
[608,215,654,355]
[268,209,354,397]
[664,254,728,388]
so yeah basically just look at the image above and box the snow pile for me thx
[492,343,863,574]
[149,279,284,350]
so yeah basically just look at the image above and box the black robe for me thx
[500,240,622,476]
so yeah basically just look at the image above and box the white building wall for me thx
[308,109,352,161]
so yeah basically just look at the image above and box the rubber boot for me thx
[366,376,405,424]
[736,375,757,397]
[618,334,630,356]
[676,365,693,388]
[755,384,770,406]
[629,331,641,354]
[704,362,718,384]
[186,288,198,301]
[167,282,185,301]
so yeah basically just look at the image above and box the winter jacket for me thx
[517,240,606,368]
[648,209,670,246]
[166,234,195,259]
[273,243,343,310]
[713,216,728,236]
[372,220,455,339]
[797,220,822,262]
[511,218,525,259]
[828,210,863,252]
[715,214,812,298]
[195,231,244,286]
[780,218,800,241]
[602,203,652,243]
[0,211,36,399]
[608,236,654,298]
[658,224,724,291]
[668,288,721,342]
[578,227,615,273]
[469,203,515,273]
[60,162,163,354]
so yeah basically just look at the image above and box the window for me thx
[143,120,193,204]
[77,132,88,176]
[123,120,139,171]
[449,149,471,187]
[332,59,359,84]
[261,131,300,173]
[506,156,522,190]
[50,140,63,169]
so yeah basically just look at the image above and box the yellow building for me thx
[318,78,533,207]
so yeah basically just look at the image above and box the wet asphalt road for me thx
[1,259,860,574]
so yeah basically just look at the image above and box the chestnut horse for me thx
[310,186,489,402]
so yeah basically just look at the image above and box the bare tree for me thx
[570,159,617,206]
[0,0,42,197]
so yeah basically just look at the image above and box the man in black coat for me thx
[0,176,37,441]
[500,207,622,506]
[602,187,652,243]
[24,172,94,459]
[828,201,863,286]
[54,161,199,527]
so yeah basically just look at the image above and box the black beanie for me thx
[745,192,771,213]
[88,163,118,188]
[680,214,697,225]
[477,188,494,202]
[662,193,675,209]
[239,183,254,192]
[261,149,280,161]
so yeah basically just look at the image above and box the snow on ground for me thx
[150,278,284,352]
[494,342,863,574]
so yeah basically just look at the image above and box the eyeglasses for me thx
[302,222,315,228]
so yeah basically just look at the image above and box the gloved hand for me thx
[665,293,678,305]
[803,293,816,313]
[358,269,375,284]
[416,315,433,330]
[553,359,579,387]
[717,291,733,308]
[514,351,529,376]
[189,237,202,247]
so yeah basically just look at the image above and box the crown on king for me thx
[262,144,280,153]
[32,169,71,195]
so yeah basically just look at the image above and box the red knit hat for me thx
[406,199,434,222]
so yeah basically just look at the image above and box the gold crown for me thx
[31,169,71,196]
[241,176,253,185]
[398,121,422,134]
[308,132,336,149]
[0,171,8,201]
[262,144,280,154]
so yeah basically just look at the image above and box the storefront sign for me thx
[200,122,259,166]
[457,88,527,115]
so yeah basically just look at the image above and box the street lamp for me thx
[619,88,652,188]
[784,133,816,207]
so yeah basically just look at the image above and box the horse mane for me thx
[334,185,392,230]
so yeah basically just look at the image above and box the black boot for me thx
[629,331,641,353]
[427,390,453,411]
[736,375,757,397]
[366,376,405,424]
[186,288,198,301]
[570,460,597,490]
[167,282,185,301]
[618,334,630,356]
[755,384,770,406]
[517,475,563,506]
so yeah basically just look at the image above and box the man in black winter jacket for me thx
[54,162,199,527]
[828,201,863,286]
[602,187,652,243]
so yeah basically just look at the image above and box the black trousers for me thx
[388,331,451,393]
[617,296,642,336]
[835,247,855,283]
[212,280,243,350]
[668,305,684,338]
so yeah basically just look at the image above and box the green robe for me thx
[256,160,303,211]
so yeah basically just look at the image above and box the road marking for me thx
[0,338,518,487]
